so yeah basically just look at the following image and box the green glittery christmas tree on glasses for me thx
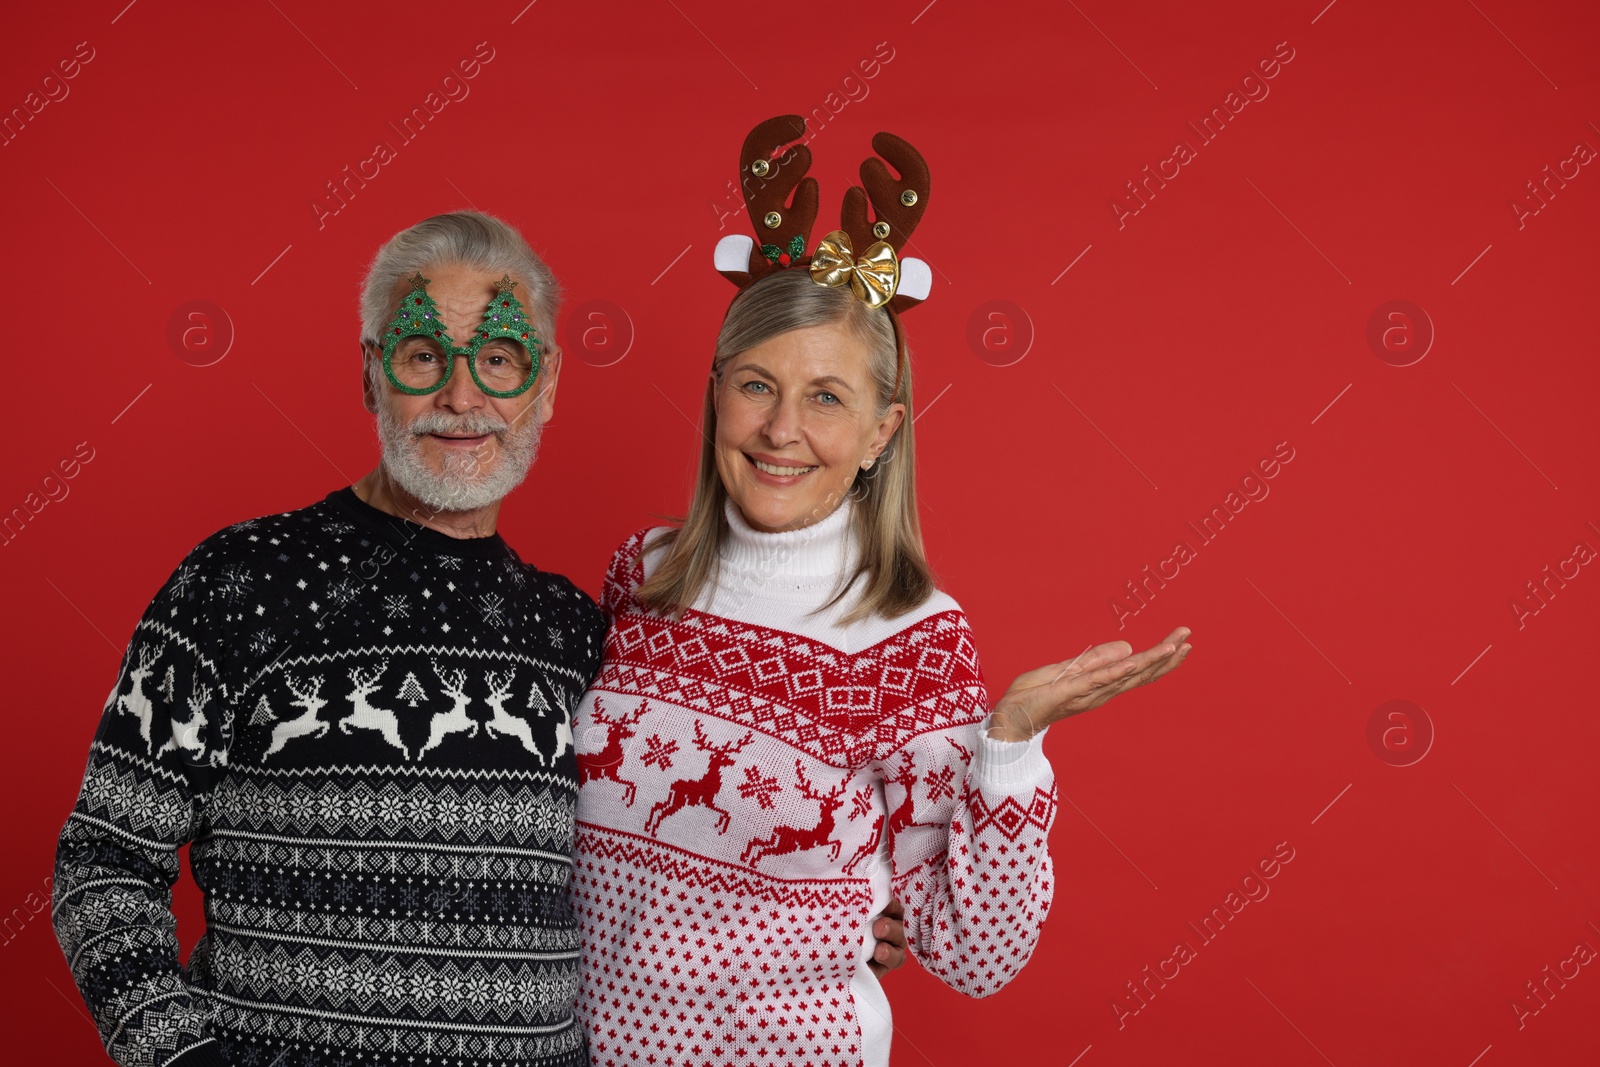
[380,272,541,399]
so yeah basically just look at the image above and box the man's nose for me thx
[435,354,487,409]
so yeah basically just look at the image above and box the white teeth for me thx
[753,459,817,477]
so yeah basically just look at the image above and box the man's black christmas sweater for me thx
[52,487,605,1067]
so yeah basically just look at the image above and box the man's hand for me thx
[867,897,907,977]
[989,627,1192,742]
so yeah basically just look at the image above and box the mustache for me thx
[406,410,510,437]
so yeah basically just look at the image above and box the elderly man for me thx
[52,211,598,1067]
[51,211,908,1067]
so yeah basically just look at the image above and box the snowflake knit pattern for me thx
[52,487,605,1067]
[570,500,1057,1067]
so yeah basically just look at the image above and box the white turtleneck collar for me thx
[717,496,858,589]
[634,493,954,653]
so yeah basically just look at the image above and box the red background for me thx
[4,1,1598,1065]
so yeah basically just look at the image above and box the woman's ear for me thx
[872,403,906,453]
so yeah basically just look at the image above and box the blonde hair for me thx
[636,270,934,624]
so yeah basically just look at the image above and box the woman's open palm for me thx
[989,627,1192,741]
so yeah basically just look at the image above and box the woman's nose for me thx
[762,399,804,446]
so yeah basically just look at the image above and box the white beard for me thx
[374,396,544,514]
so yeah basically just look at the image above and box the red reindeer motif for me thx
[578,697,646,806]
[644,721,754,836]
[741,761,848,867]
[887,750,939,837]
[843,745,968,876]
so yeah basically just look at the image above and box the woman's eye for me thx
[817,392,840,405]
[743,380,770,394]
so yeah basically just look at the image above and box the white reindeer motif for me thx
[551,704,574,763]
[157,682,212,762]
[531,679,574,760]
[419,665,479,759]
[341,663,410,760]
[484,669,540,757]
[264,675,331,757]
[115,645,161,751]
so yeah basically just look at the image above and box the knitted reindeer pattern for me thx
[570,525,1058,1067]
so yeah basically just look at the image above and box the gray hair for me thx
[359,210,561,351]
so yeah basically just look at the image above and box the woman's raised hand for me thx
[987,627,1192,742]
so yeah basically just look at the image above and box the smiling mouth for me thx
[748,455,818,477]
[430,433,493,446]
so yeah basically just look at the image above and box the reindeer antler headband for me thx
[712,114,933,313]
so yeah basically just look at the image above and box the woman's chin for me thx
[735,503,803,533]
[730,492,846,534]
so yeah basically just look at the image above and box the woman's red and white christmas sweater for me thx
[570,500,1057,1067]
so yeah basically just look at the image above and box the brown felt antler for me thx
[839,132,930,255]
[717,115,819,286]
[839,132,932,313]
[713,117,934,312]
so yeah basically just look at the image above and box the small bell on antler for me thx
[710,115,936,314]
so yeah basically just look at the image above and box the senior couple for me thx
[53,122,1188,1067]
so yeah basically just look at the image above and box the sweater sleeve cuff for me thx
[166,1038,229,1067]
[969,717,1052,791]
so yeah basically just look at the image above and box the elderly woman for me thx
[568,119,1188,1067]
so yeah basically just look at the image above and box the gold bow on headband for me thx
[809,230,899,309]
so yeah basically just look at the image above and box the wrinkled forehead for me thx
[379,265,543,361]
[385,269,500,328]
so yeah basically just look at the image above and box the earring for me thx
[861,457,875,470]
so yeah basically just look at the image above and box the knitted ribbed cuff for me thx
[166,1038,229,1067]
[970,717,1051,790]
